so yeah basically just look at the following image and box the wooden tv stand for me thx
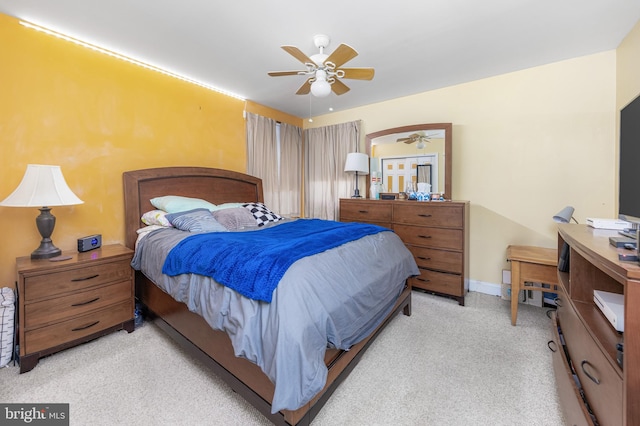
[551,224,639,425]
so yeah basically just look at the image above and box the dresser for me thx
[339,199,469,305]
[550,225,640,425]
[16,244,135,373]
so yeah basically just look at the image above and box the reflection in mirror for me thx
[417,164,432,186]
[365,123,452,199]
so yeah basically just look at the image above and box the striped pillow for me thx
[165,208,227,233]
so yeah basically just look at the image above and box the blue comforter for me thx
[162,218,388,302]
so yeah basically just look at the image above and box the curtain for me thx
[278,122,302,217]
[305,120,360,220]
[246,112,302,217]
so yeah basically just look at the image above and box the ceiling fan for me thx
[396,132,433,149]
[268,34,375,97]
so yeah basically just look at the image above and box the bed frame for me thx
[123,166,412,425]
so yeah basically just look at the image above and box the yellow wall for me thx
[308,51,619,289]
[617,20,640,111]
[0,14,295,288]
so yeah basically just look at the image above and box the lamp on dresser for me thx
[0,164,83,259]
[344,152,369,198]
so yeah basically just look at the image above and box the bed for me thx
[123,166,417,425]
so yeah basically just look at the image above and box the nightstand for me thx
[16,244,135,373]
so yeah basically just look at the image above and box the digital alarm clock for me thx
[77,234,102,252]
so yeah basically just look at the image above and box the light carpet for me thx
[0,291,564,425]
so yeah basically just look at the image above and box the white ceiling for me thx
[1,1,639,118]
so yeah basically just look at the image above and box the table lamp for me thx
[344,152,369,198]
[553,206,578,224]
[0,164,83,259]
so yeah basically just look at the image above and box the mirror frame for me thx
[365,123,452,199]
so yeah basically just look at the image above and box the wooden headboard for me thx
[123,167,263,250]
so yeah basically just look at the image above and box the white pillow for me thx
[141,210,172,227]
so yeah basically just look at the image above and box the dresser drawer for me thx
[559,292,623,425]
[24,260,133,301]
[25,280,132,329]
[406,245,462,274]
[340,200,392,223]
[549,311,594,426]
[24,300,133,354]
[411,269,463,296]
[393,203,464,227]
[394,224,463,251]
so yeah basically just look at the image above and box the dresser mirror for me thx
[365,123,452,199]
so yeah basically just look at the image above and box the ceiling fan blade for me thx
[340,68,375,80]
[331,79,350,95]
[325,44,358,68]
[281,46,314,65]
[396,137,411,142]
[268,70,303,77]
[295,79,312,95]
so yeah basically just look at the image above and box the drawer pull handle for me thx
[417,256,431,261]
[416,278,431,283]
[580,360,600,384]
[418,235,432,239]
[554,297,563,307]
[547,340,557,353]
[418,214,432,218]
[71,297,100,307]
[358,210,368,213]
[71,274,99,282]
[72,320,100,332]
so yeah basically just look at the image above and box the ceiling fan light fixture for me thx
[311,79,331,97]
[269,35,374,97]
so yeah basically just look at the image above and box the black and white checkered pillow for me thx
[242,203,284,227]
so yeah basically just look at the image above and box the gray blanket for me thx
[131,220,418,413]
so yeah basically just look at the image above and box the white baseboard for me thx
[469,280,502,297]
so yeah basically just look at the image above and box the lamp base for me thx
[31,241,62,259]
[32,206,61,259]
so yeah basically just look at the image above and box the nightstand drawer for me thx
[24,300,133,354]
[25,280,132,329]
[406,245,463,274]
[393,224,463,250]
[393,203,464,227]
[411,269,463,296]
[24,259,132,301]
[340,200,392,223]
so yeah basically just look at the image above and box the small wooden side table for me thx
[507,245,558,326]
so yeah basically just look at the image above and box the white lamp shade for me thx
[311,79,331,97]
[344,153,369,175]
[0,164,84,207]
[553,206,575,223]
